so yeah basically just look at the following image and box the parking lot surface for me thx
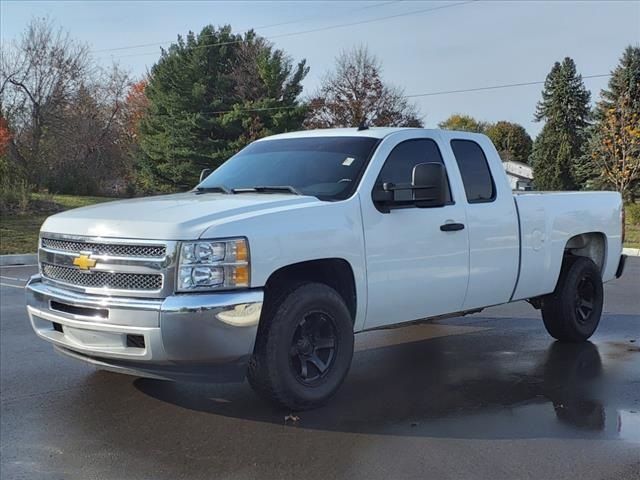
[1,260,639,480]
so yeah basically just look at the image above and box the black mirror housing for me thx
[412,162,447,207]
[372,163,447,212]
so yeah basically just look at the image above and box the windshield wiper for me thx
[195,185,234,194]
[232,185,302,195]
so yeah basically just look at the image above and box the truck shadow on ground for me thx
[133,317,638,440]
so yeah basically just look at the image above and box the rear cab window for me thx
[450,139,496,203]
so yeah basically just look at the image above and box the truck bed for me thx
[511,191,622,301]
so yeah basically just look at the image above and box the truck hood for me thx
[40,192,322,240]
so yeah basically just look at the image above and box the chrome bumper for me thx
[26,275,263,380]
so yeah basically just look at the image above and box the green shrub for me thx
[0,178,32,215]
[0,157,32,215]
[626,203,640,225]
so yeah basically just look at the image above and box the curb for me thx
[622,248,640,257]
[0,254,37,266]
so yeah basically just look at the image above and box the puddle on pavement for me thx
[135,335,640,442]
[391,403,640,442]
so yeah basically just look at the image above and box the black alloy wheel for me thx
[541,256,604,343]
[247,282,355,410]
[289,312,338,385]
[575,275,596,325]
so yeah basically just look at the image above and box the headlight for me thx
[177,238,249,292]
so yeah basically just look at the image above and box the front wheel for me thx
[248,283,354,410]
[541,256,604,342]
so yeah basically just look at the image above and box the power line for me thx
[146,73,612,117]
[92,0,403,53]
[253,0,402,30]
[404,73,612,98]
[98,1,475,60]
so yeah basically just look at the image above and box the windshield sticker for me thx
[342,157,355,166]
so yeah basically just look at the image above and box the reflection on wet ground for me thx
[2,262,639,480]
[136,322,640,442]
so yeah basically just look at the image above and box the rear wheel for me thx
[248,283,354,410]
[541,256,603,342]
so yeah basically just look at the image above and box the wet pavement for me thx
[1,260,639,480]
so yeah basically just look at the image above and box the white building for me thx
[503,161,534,191]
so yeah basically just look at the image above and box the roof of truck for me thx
[260,127,486,142]
[260,127,421,141]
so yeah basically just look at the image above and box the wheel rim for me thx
[575,275,596,325]
[289,311,337,385]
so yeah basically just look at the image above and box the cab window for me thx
[376,139,452,203]
[450,140,496,203]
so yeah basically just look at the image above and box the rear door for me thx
[446,135,520,309]
[360,131,470,329]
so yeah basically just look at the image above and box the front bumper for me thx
[26,275,263,381]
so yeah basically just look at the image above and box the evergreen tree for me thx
[531,58,591,190]
[138,26,308,191]
[585,46,640,200]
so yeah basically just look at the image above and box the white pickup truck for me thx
[26,127,626,409]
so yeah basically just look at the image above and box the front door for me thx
[360,133,470,329]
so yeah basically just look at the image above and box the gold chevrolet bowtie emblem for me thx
[73,254,97,270]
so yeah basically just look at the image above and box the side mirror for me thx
[371,182,395,203]
[199,168,213,183]
[412,162,447,208]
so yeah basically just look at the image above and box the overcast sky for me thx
[2,0,639,136]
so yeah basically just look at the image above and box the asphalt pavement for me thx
[1,260,639,480]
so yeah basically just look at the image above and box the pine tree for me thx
[138,26,308,191]
[531,58,591,190]
[586,46,640,200]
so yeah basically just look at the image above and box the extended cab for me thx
[26,128,626,409]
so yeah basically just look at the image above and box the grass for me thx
[0,194,114,255]
[30,193,113,209]
[1,194,639,254]
[625,218,640,249]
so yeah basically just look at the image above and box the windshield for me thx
[198,136,380,200]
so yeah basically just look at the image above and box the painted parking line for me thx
[0,283,25,289]
[0,275,28,282]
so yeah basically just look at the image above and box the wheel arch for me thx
[262,258,358,324]
[563,232,607,274]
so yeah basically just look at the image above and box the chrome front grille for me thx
[42,264,163,291]
[39,233,176,297]
[41,238,166,258]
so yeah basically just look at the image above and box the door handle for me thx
[440,222,465,232]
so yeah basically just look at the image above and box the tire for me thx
[541,256,604,342]
[247,282,354,410]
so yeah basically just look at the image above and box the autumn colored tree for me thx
[123,79,149,141]
[0,18,132,194]
[0,115,11,157]
[587,46,640,201]
[305,46,422,128]
[0,18,90,186]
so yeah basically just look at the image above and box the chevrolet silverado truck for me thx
[26,127,626,410]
